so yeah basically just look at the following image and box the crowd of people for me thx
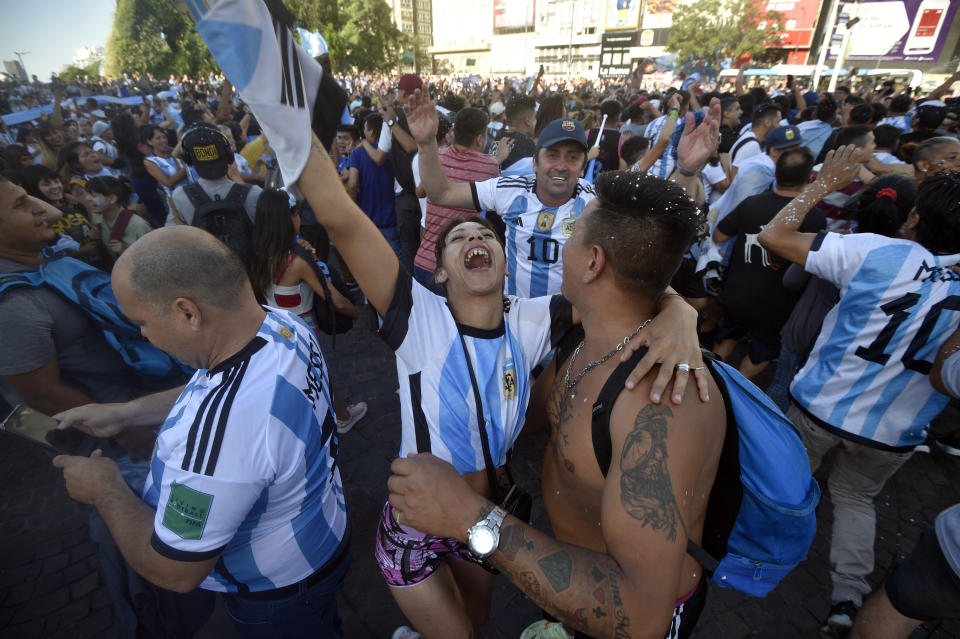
[2,3,960,639]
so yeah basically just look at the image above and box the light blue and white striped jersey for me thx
[142,308,347,593]
[470,175,595,298]
[790,232,960,449]
[877,115,912,134]
[380,270,572,472]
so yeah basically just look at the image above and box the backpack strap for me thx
[182,182,211,209]
[225,183,252,207]
[729,135,755,163]
[110,210,135,243]
[589,345,736,576]
[590,346,648,478]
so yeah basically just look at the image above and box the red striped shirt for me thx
[414,146,501,273]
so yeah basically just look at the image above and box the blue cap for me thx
[536,118,588,152]
[765,125,803,150]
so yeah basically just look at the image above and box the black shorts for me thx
[885,529,960,621]
[714,316,781,364]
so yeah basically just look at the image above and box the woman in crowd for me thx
[112,112,166,227]
[36,121,65,172]
[533,94,566,141]
[141,124,189,224]
[58,141,117,182]
[20,164,103,266]
[247,188,367,434]
[83,176,152,263]
[2,144,32,172]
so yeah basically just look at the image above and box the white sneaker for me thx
[337,402,367,434]
[391,626,422,639]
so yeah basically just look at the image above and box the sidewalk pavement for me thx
[2,308,958,638]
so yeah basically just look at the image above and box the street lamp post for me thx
[828,16,859,93]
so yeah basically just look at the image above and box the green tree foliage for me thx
[287,0,405,73]
[57,60,104,83]
[666,0,784,67]
[105,0,217,79]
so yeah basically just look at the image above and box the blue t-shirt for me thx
[346,146,396,228]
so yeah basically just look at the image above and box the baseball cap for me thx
[398,74,423,94]
[489,101,505,116]
[92,121,111,138]
[182,124,232,179]
[765,125,803,150]
[536,118,588,151]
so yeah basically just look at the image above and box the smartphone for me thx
[1,405,97,456]
[903,0,949,55]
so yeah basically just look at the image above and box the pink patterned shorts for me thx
[374,501,483,587]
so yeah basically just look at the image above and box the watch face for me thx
[470,527,496,556]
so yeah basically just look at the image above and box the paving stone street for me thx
[1,304,958,638]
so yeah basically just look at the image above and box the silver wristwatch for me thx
[466,506,507,559]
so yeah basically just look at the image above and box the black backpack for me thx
[184,183,253,263]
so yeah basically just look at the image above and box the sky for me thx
[0,0,116,80]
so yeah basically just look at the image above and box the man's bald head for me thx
[116,226,250,314]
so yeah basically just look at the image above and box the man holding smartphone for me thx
[53,226,352,639]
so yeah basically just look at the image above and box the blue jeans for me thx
[222,545,351,639]
[413,265,446,296]
[379,225,403,262]
[766,344,800,413]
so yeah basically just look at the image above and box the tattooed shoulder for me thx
[617,404,687,542]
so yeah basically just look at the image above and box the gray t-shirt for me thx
[0,257,134,407]
[170,178,262,226]
[935,503,960,579]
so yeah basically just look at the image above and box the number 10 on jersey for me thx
[527,236,560,263]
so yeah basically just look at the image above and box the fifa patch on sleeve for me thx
[162,482,213,540]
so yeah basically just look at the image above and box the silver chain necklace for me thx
[563,319,652,399]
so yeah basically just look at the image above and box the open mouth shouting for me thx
[464,246,493,271]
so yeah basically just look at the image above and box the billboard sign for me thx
[827,0,959,62]
[766,0,823,48]
[606,0,642,30]
[494,0,536,32]
[642,0,679,29]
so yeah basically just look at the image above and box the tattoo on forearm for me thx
[519,570,541,597]
[609,567,632,639]
[500,524,534,561]
[538,551,572,593]
[619,404,687,542]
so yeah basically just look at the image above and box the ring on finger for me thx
[676,363,691,373]
[692,366,706,371]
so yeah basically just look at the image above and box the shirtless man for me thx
[389,103,729,639]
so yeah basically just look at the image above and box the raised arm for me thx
[925,70,960,102]
[406,90,477,210]
[295,134,399,316]
[758,145,861,266]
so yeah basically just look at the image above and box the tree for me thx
[58,60,104,83]
[105,0,217,79]
[666,0,784,67]
[287,0,406,73]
